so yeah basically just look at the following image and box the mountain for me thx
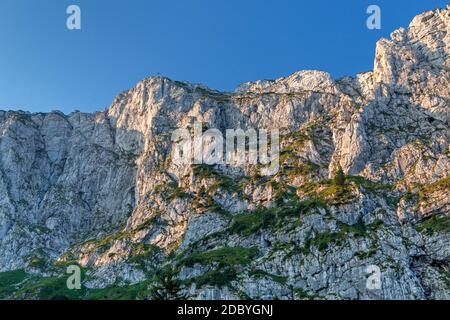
[0,6,449,300]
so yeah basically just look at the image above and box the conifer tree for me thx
[149,266,189,300]
[334,165,345,186]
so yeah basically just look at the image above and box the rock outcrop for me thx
[0,6,449,300]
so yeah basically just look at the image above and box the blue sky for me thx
[0,0,447,114]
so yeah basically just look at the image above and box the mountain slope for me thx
[0,6,449,300]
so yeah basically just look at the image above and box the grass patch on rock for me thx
[181,246,259,268]
[415,214,450,235]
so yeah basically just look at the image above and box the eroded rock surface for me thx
[0,6,449,300]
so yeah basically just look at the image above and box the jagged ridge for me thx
[0,6,449,300]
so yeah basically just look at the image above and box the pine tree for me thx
[149,266,189,300]
[334,165,345,186]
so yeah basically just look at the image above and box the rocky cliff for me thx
[0,6,449,300]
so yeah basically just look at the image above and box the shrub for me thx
[188,268,238,288]
[229,208,277,236]
[181,247,259,268]
[250,269,288,284]
[302,219,384,253]
[418,177,450,203]
[193,164,242,194]
[347,176,393,192]
[334,166,345,186]
[180,247,259,289]
[415,215,450,235]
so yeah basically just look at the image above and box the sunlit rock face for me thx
[0,6,449,300]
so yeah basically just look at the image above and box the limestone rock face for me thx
[0,6,449,300]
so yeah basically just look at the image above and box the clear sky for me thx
[0,0,447,114]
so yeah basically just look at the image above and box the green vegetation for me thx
[295,174,392,207]
[229,208,277,236]
[130,243,162,259]
[294,176,356,206]
[191,164,248,214]
[304,231,342,252]
[250,269,288,284]
[415,214,450,236]
[337,217,368,237]
[278,197,326,223]
[306,174,389,206]
[186,268,239,288]
[384,256,402,273]
[386,195,401,207]
[278,161,320,179]
[334,166,345,186]
[191,186,230,216]
[192,163,216,178]
[265,240,311,261]
[128,243,163,268]
[179,247,259,288]
[86,281,152,300]
[355,242,379,260]
[228,196,326,236]
[28,256,47,269]
[193,164,243,194]
[347,176,394,192]
[78,215,166,255]
[166,182,190,201]
[0,269,28,299]
[0,268,156,300]
[302,218,384,253]
[281,131,311,157]
[316,183,355,205]
[292,287,318,300]
[149,266,189,300]
[26,249,49,270]
[12,273,87,300]
[81,229,130,253]
[277,127,331,179]
[181,246,259,268]
[195,87,231,102]
[268,180,297,206]
[278,130,319,179]
[418,177,450,203]
[440,269,450,288]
